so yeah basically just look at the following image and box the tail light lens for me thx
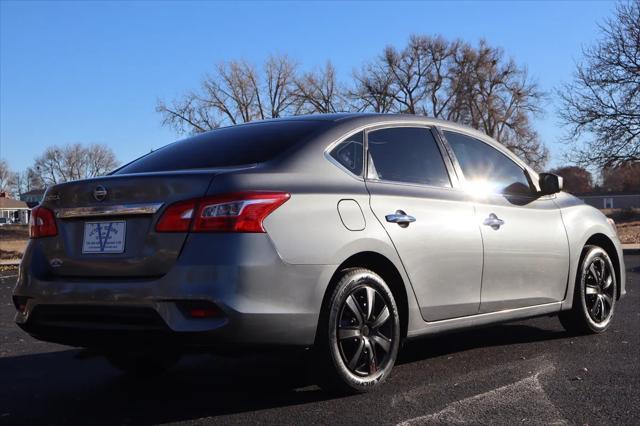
[156,192,290,233]
[155,199,197,232]
[29,206,58,238]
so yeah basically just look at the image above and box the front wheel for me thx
[313,268,401,393]
[559,245,617,334]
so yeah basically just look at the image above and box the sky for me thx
[0,0,617,173]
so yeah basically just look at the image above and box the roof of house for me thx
[0,197,29,209]
[20,189,45,196]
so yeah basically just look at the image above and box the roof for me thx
[220,113,479,132]
[20,189,45,196]
[0,197,29,209]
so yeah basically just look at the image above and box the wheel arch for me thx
[584,233,622,300]
[320,251,410,341]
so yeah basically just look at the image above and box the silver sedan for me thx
[14,113,626,392]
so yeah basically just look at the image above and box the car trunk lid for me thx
[39,170,224,278]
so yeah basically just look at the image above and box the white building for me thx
[0,192,30,224]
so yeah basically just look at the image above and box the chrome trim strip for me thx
[56,203,164,219]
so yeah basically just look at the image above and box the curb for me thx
[622,244,640,255]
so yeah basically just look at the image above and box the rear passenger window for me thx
[443,131,532,195]
[329,132,364,176]
[367,127,451,187]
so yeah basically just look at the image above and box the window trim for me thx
[363,124,457,190]
[438,128,538,197]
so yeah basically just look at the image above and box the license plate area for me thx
[82,221,126,254]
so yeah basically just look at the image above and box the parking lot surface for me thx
[1,256,638,425]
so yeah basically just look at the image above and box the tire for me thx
[313,268,401,394]
[106,350,181,377]
[559,245,617,334]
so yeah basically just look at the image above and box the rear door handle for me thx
[483,213,505,230]
[385,210,416,228]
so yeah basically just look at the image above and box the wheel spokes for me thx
[363,337,377,374]
[589,296,600,318]
[365,287,375,321]
[345,295,364,326]
[584,256,614,323]
[586,284,599,295]
[348,337,365,370]
[602,274,613,290]
[589,263,600,284]
[371,306,390,329]
[598,296,607,321]
[338,327,362,340]
[371,334,391,353]
[338,283,395,377]
[602,293,613,309]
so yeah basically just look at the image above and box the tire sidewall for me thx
[327,269,400,391]
[578,246,616,332]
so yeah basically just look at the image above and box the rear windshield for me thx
[114,120,331,174]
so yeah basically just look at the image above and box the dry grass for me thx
[602,208,640,244]
[0,225,29,240]
[0,225,28,260]
[0,240,26,259]
[615,221,640,244]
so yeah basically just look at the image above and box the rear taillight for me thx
[155,199,197,232]
[156,192,290,233]
[29,206,58,238]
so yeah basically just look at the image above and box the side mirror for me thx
[538,173,563,195]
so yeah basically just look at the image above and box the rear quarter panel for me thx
[203,125,426,334]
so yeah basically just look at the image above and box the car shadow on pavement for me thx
[398,322,570,364]
[0,322,571,425]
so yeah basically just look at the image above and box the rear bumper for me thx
[14,233,336,349]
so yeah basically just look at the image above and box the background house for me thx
[0,192,30,224]
[577,192,640,210]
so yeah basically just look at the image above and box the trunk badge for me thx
[93,185,107,202]
[50,258,63,268]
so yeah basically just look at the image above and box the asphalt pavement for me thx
[1,256,638,425]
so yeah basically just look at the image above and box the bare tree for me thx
[559,1,640,167]
[11,167,44,195]
[349,37,547,168]
[602,161,640,192]
[33,144,119,185]
[453,41,548,168]
[550,165,594,193]
[0,159,17,194]
[157,55,299,134]
[294,61,346,113]
[382,36,430,114]
[350,60,397,113]
[158,37,548,168]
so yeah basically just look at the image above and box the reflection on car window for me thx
[330,132,363,176]
[367,127,451,187]
[443,131,532,195]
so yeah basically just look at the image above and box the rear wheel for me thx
[559,245,617,334]
[314,268,400,393]
[106,350,181,377]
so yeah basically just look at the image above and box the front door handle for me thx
[483,213,505,230]
[385,210,416,228]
